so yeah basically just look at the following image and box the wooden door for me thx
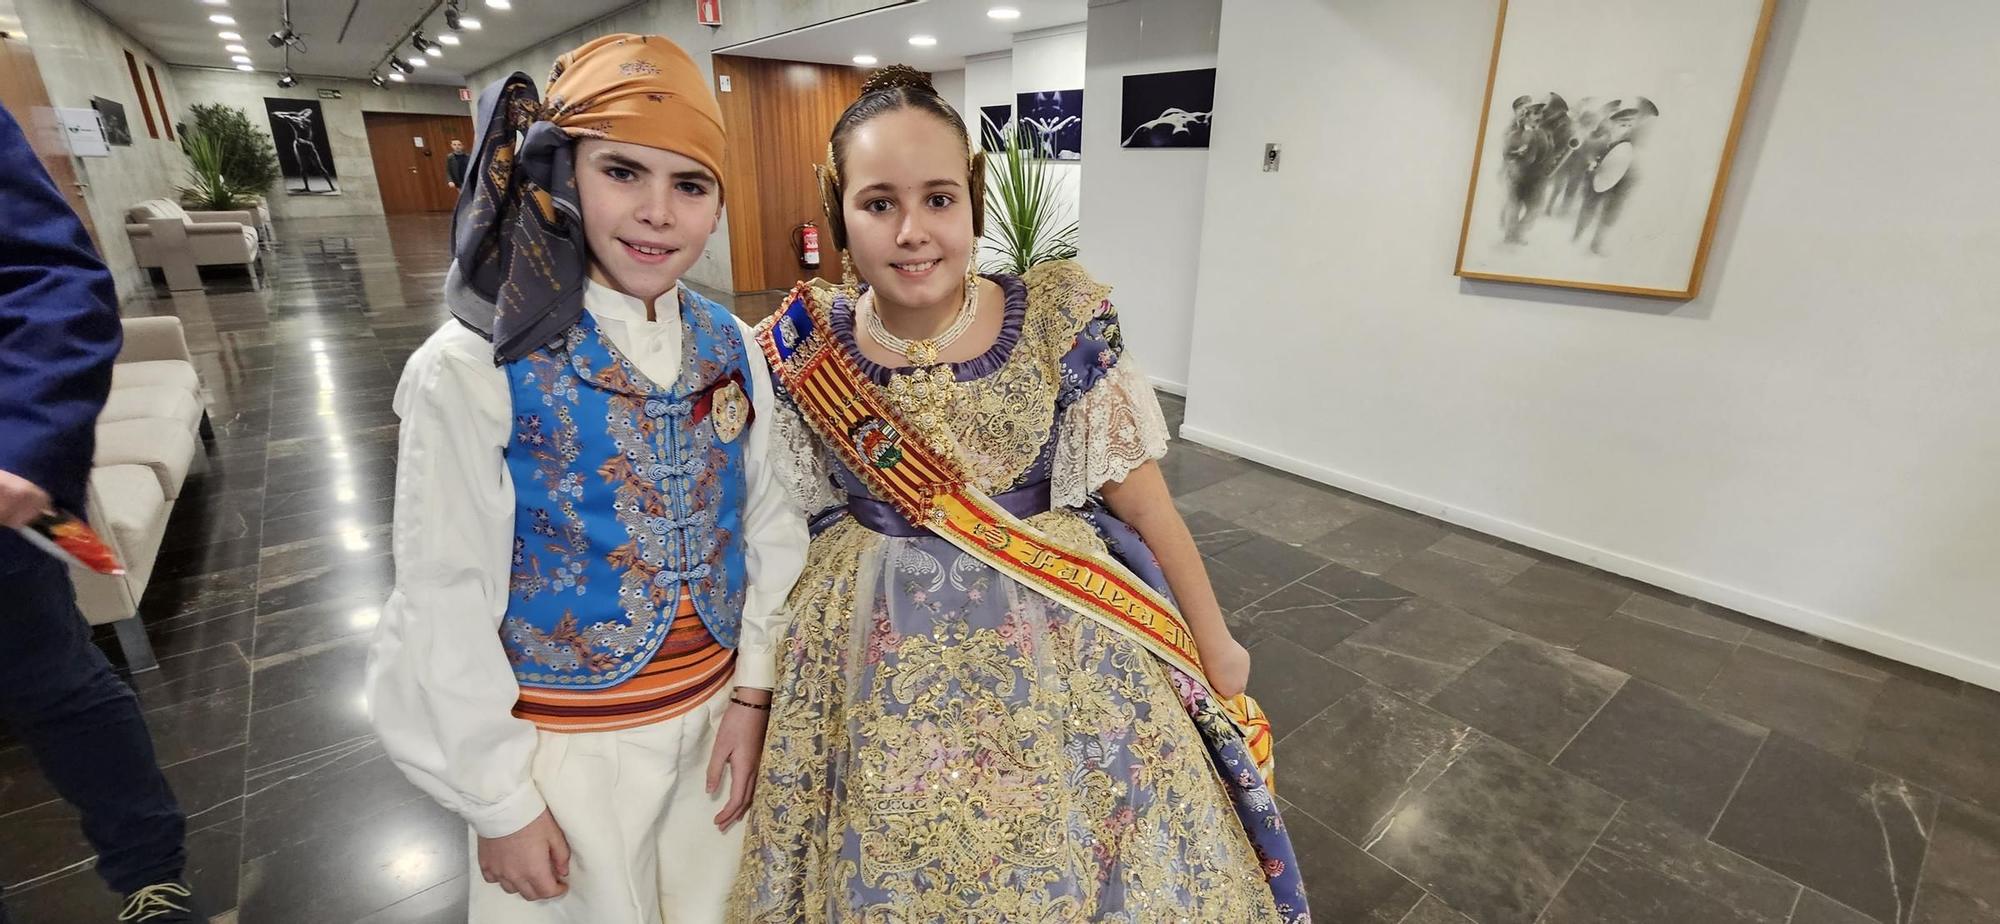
[0,21,102,250]
[363,111,473,214]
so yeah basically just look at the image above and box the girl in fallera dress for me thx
[728,66,1311,922]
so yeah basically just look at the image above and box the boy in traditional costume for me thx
[367,34,806,924]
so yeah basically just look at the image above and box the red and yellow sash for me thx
[760,284,1274,786]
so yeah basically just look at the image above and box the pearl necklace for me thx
[862,274,980,367]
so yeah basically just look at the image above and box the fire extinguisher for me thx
[792,222,821,271]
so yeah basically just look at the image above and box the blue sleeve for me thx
[0,102,122,514]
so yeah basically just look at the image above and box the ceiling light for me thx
[208,13,235,24]
[217,30,240,39]
[409,56,428,67]
[370,73,386,87]
[485,0,510,9]
[388,72,406,82]
[852,54,877,66]
[908,35,937,47]
[457,16,481,29]
[389,56,413,73]
[276,73,298,88]
[444,6,464,31]
[988,7,1022,19]
[230,54,251,63]
[234,63,253,71]
[202,0,228,5]
[425,45,442,57]
[267,28,297,48]
[410,32,435,53]
[225,43,246,53]
[438,33,460,45]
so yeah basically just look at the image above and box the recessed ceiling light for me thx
[409,57,428,67]
[224,43,246,53]
[853,54,878,65]
[208,13,235,24]
[458,16,481,29]
[388,72,406,81]
[485,0,510,9]
[988,7,1021,19]
[908,35,937,47]
[438,34,460,45]
[230,55,252,64]
[234,63,253,71]
[202,0,228,5]
[217,30,240,39]
[425,45,442,57]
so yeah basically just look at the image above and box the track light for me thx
[267,28,298,49]
[410,32,435,53]
[389,56,412,74]
[370,73,386,88]
[276,72,298,88]
[444,6,463,31]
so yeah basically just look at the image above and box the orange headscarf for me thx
[448,33,727,362]
[542,33,726,189]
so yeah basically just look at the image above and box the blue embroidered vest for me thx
[500,290,753,689]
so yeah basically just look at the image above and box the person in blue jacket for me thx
[0,102,204,924]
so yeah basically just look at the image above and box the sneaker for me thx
[117,881,205,922]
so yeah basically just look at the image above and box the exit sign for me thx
[697,0,720,26]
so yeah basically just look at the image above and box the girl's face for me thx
[574,138,720,306]
[837,108,976,314]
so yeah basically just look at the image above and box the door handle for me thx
[409,167,418,173]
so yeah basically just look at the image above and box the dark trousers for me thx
[0,553,185,907]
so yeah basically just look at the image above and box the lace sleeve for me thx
[1052,355,1172,508]
[773,398,842,516]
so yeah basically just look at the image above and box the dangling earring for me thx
[840,250,860,302]
[964,255,980,313]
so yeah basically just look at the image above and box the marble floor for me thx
[2,214,1997,924]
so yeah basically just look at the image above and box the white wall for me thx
[468,0,904,292]
[929,68,966,125]
[1079,0,1220,393]
[1183,0,2000,688]
[963,51,1013,121]
[15,0,189,300]
[169,68,474,221]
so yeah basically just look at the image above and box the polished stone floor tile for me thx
[1910,798,2000,923]
[1855,677,2000,813]
[1237,582,1373,656]
[1468,561,1631,650]
[1181,509,1256,556]
[1426,531,1539,579]
[1574,612,1735,698]
[1303,508,1448,575]
[1398,894,1478,923]
[1427,638,1628,760]
[142,685,253,770]
[1278,798,1424,924]
[1276,684,1474,844]
[1702,645,1883,757]
[1616,591,1755,644]
[1380,549,1516,614]
[1327,598,1513,701]
[237,790,464,924]
[1538,802,1801,924]
[354,875,468,923]
[1298,562,1415,623]
[1246,634,1367,739]
[1710,735,1936,924]
[1366,735,1622,924]
[1552,680,1766,833]
[1793,890,1884,924]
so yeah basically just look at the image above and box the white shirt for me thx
[366,280,808,838]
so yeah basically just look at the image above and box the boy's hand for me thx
[0,469,51,529]
[477,809,572,901]
[707,687,771,832]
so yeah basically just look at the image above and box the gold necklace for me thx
[862,273,980,367]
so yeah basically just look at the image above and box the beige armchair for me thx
[74,317,211,671]
[124,199,261,292]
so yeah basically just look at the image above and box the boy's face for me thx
[575,138,720,306]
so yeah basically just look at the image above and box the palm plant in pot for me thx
[981,123,1079,274]
[179,129,254,211]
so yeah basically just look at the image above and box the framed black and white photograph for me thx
[1120,68,1215,149]
[1455,0,1775,298]
[1015,89,1083,161]
[263,98,341,195]
[91,97,131,146]
[979,104,1012,153]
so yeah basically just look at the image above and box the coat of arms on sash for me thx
[709,379,751,443]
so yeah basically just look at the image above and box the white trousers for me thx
[467,693,742,924]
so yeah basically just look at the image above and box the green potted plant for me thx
[178,129,253,211]
[178,103,281,200]
[981,124,1079,274]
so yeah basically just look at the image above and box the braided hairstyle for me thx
[819,64,986,250]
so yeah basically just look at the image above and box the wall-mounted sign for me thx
[697,0,721,26]
[318,88,343,100]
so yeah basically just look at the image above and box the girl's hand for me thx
[1200,635,1252,699]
